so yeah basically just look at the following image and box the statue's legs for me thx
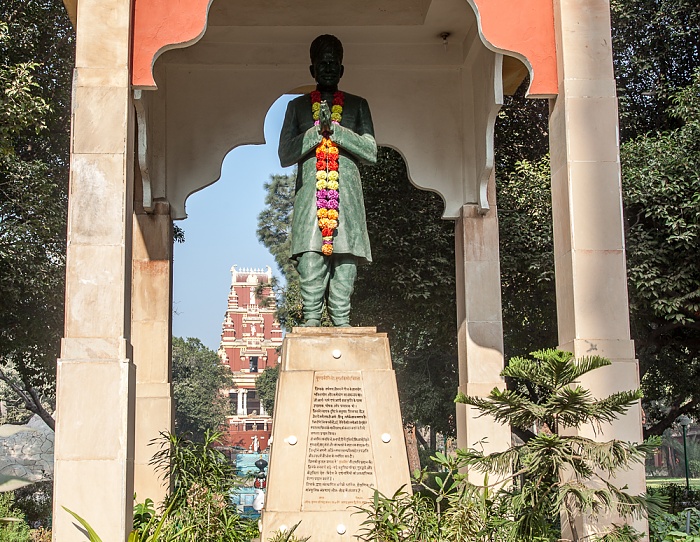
[327,255,356,326]
[296,252,357,326]
[297,252,330,325]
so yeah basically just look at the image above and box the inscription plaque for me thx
[302,372,377,510]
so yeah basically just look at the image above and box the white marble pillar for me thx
[131,201,174,505]
[241,390,248,417]
[454,182,511,477]
[237,390,243,415]
[52,0,136,539]
[550,0,646,537]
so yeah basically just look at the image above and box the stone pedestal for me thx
[260,328,411,541]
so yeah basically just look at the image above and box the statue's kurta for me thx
[279,92,377,264]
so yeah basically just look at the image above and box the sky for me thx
[171,95,296,350]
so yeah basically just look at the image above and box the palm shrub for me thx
[266,521,311,542]
[354,487,442,542]
[150,430,238,506]
[147,430,258,542]
[455,349,661,541]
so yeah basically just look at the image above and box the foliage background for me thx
[171,337,233,441]
[0,0,74,430]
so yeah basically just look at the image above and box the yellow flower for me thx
[331,105,343,114]
[312,102,321,111]
[318,218,330,228]
[328,219,338,229]
[326,181,339,191]
[327,209,339,220]
[316,180,327,190]
[317,209,328,219]
[316,171,327,181]
[331,112,342,122]
[328,146,339,155]
[328,171,339,182]
[322,244,333,256]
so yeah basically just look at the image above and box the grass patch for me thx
[647,477,700,489]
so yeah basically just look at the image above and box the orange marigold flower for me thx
[327,209,338,220]
[322,244,333,256]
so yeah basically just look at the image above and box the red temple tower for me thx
[218,265,282,450]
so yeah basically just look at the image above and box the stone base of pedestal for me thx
[260,327,411,541]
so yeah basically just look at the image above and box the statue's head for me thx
[309,34,344,91]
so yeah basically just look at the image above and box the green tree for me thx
[495,0,700,359]
[256,172,296,281]
[0,0,74,430]
[492,72,558,362]
[141,431,258,541]
[455,349,657,541]
[610,0,700,141]
[255,365,279,417]
[621,71,700,437]
[354,147,458,439]
[172,337,233,441]
[497,154,557,360]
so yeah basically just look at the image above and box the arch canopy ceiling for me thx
[132,0,557,97]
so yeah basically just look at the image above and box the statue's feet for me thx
[333,322,351,328]
[302,319,321,327]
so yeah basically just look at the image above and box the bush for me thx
[648,485,700,514]
[690,460,700,479]
[417,448,439,472]
[0,492,32,542]
[12,482,52,528]
[649,508,700,541]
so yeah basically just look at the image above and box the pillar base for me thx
[52,345,135,542]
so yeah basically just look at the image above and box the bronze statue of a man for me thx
[279,34,377,327]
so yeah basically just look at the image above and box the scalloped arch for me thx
[131,0,557,96]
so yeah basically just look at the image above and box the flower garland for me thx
[311,90,344,256]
